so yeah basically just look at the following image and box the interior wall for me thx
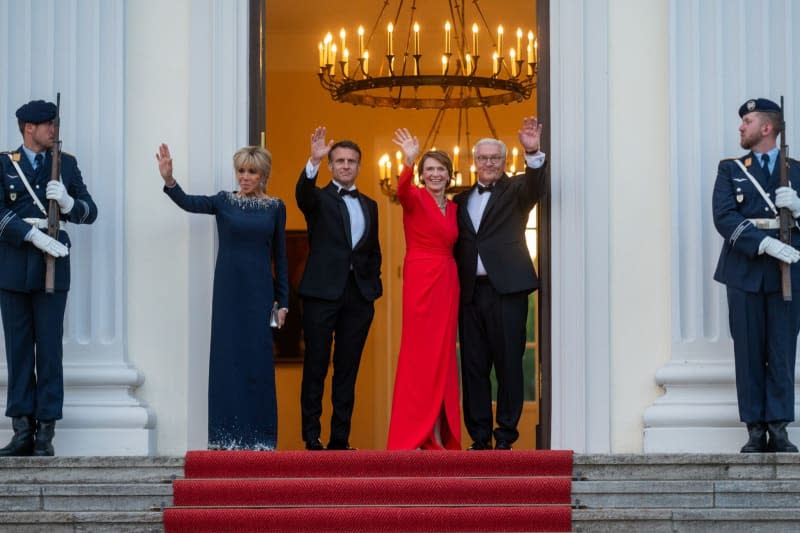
[264,0,537,450]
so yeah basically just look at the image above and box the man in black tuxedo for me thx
[453,116,546,451]
[296,126,382,451]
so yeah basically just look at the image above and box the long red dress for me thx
[387,165,461,450]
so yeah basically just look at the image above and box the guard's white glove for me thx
[760,236,800,264]
[775,186,800,218]
[46,181,75,214]
[26,228,69,258]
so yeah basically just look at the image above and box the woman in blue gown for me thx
[156,144,288,450]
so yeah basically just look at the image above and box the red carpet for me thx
[164,450,573,532]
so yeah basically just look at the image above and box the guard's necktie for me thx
[34,153,44,171]
[477,184,494,194]
[761,153,770,175]
[339,188,359,198]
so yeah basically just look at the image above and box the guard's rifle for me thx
[45,93,62,294]
[778,95,792,301]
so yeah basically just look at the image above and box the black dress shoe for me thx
[767,421,799,453]
[494,440,513,450]
[327,441,356,450]
[740,423,768,453]
[467,441,492,450]
[305,438,325,451]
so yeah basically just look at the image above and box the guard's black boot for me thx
[767,421,798,453]
[0,416,35,456]
[32,420,56,457]
[740,423,768,453]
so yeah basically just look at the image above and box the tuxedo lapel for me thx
[354,195,371,249]
[478,176,509,229]
[325,182,353,247]
[458,192,477,235]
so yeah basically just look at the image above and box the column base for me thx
[0,362,155,456]
[644,360,800,453]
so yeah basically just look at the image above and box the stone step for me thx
[573,508,800,533]
[0,483,173,512]
[574,453,800,481]
[573,479,800,509]
[0,456,184,484]
[0,511,163,533]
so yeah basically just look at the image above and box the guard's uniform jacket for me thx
[0,147,97,291]
[713,153,800,292]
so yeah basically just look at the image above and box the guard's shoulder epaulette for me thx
[0,151,21,161]
[720,156,741,162]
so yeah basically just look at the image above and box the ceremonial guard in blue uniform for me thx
[0,100,97,456]
[713,98,800,453]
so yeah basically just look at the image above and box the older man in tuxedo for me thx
[453,116,546,451]
[296,127,382,451]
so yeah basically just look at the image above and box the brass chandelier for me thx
[315,0,538,199]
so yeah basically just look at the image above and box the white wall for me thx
[607,0,671,451]
[550,0,671,453]
[125,0,193,455]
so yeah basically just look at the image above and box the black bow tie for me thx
[339,188,359,198]
[477,184,495,194]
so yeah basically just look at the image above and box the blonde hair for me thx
[233,146,273,193]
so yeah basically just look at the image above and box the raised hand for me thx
[310,126,334,166]
[155,143,176,186]
[391,128,420,165]
[518,116,543,153]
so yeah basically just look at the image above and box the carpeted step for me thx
[173,476,571,507]
[163,505,573,532]
[183,449,573,479]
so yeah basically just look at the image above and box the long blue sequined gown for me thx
[164,184,288,450]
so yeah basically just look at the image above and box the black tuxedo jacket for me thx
[295,169,382,302]
[453,163,547,303]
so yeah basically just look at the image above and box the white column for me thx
[0,0,152,455]
[124,0,250,454]
[549,0,613,453]
[643,0,800,452]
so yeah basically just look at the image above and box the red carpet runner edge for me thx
[164,449,573,532]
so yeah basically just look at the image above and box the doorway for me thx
[249,0,551,450]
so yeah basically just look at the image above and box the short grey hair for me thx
[472,138,507,158]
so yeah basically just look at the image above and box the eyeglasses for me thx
[474,155,505,164]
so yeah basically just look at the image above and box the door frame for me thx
[246,0,553,449]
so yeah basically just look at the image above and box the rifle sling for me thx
[734,159,778,216]
[7,154,47,217]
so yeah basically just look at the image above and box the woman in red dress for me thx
[387,128,461,450]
